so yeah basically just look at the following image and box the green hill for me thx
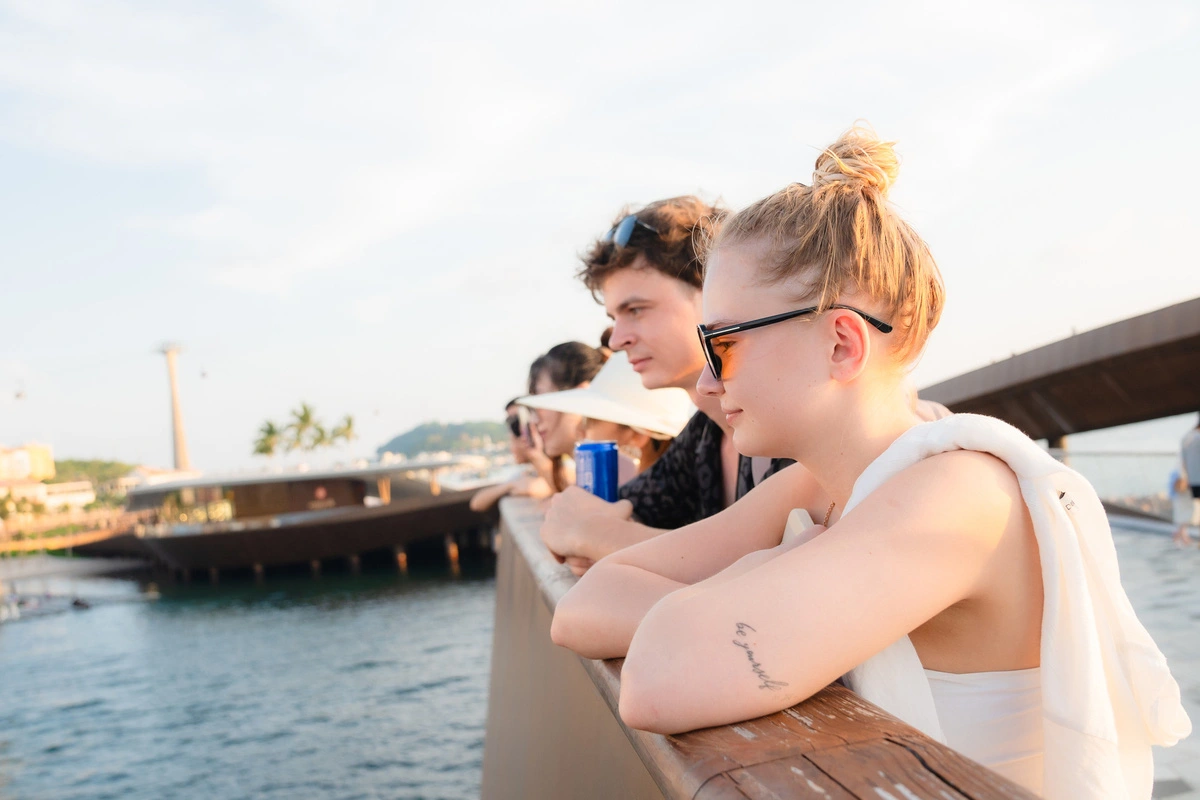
[376,421,507,458]
[50,459,136,485]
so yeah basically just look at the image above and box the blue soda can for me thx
[575,441,619,502]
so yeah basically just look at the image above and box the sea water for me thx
[0,561,494,800]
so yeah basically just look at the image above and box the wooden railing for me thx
[481,498,1037,800]
[1,506,138,537]
[0,510,156,555]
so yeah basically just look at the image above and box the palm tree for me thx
[253,421,284,458]
[288,403,317,452]
[332,414,356,446]
[309,422,332,450]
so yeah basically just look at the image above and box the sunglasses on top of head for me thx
[696,304,893,381]
[602,214,659,248]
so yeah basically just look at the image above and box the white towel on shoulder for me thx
[839,414,1191,800]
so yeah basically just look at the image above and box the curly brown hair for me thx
[577,196,727,301]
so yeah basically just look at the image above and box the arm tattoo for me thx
[732,622,789,691]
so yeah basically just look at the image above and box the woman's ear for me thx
[828,311,871,383]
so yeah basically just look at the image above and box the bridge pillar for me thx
[1048,435,1069,466]
[253,563,264,584]
[394,546,408,575]
[445,533,460,576]
[348,554,360,575]
[208,567,219,585]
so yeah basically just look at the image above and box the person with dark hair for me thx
[599,326,614,358]
[524,342,606,493]
[470,398,555,512]
[527,342,606,399]
[520,351,691,479]
[540,196,820,571]
[470,345,605,513]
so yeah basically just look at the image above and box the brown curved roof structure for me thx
[921,296,1200,441]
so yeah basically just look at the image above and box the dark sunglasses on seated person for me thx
[602,214,659,248]
[696,305,893,381]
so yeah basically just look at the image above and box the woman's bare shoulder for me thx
[848,450,1024,549]
[910,449,1018,484]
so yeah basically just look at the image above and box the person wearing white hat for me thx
[469,342,605,514]
[517,351,693,486]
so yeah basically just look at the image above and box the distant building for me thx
[96,466,203,499]
[0,449,23,479]
[0,443,55,481]
[0,480,48,505]
[99,475,144,498]
[25,443,55,480]
[43,481,97,511]
[131,466,203,486]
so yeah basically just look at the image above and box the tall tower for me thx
[160,343,192,471]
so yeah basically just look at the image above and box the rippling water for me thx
[0,560,495,800]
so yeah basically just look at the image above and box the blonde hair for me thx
[714,123,944,363]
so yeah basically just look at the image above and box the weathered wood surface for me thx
[486,497,1038,800]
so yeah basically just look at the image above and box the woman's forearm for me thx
[469,481,513,512]
[570,516,662,563]
[550,561,686,659]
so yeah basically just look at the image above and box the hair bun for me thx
[812,123,899,197]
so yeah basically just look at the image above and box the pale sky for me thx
[2,0,1198,471]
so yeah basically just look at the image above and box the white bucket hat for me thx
[516,351,693,439]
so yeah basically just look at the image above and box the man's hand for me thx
[541,486,633,564]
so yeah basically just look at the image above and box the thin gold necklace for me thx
[823,501,836,527]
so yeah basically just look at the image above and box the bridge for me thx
[921,296,1200,445]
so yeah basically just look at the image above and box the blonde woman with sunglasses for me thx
[552,125,1189,798]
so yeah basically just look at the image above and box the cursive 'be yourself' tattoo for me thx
[732,622,789,691]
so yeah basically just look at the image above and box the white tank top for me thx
[782,508,1046,793]
[924,667,1044,794]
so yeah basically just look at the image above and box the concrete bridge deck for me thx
[922,296,1200,442]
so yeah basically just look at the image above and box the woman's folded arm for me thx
[550,563,687,659]
[550,464,825,659]
[617,451,1023,735]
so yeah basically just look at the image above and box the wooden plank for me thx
[806,739,970,800]
[693,773,751,799]
[793,684,922,744]
[725,756,857,799]
[885,736,1039,800]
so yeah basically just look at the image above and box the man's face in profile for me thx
[602,260,706,392]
